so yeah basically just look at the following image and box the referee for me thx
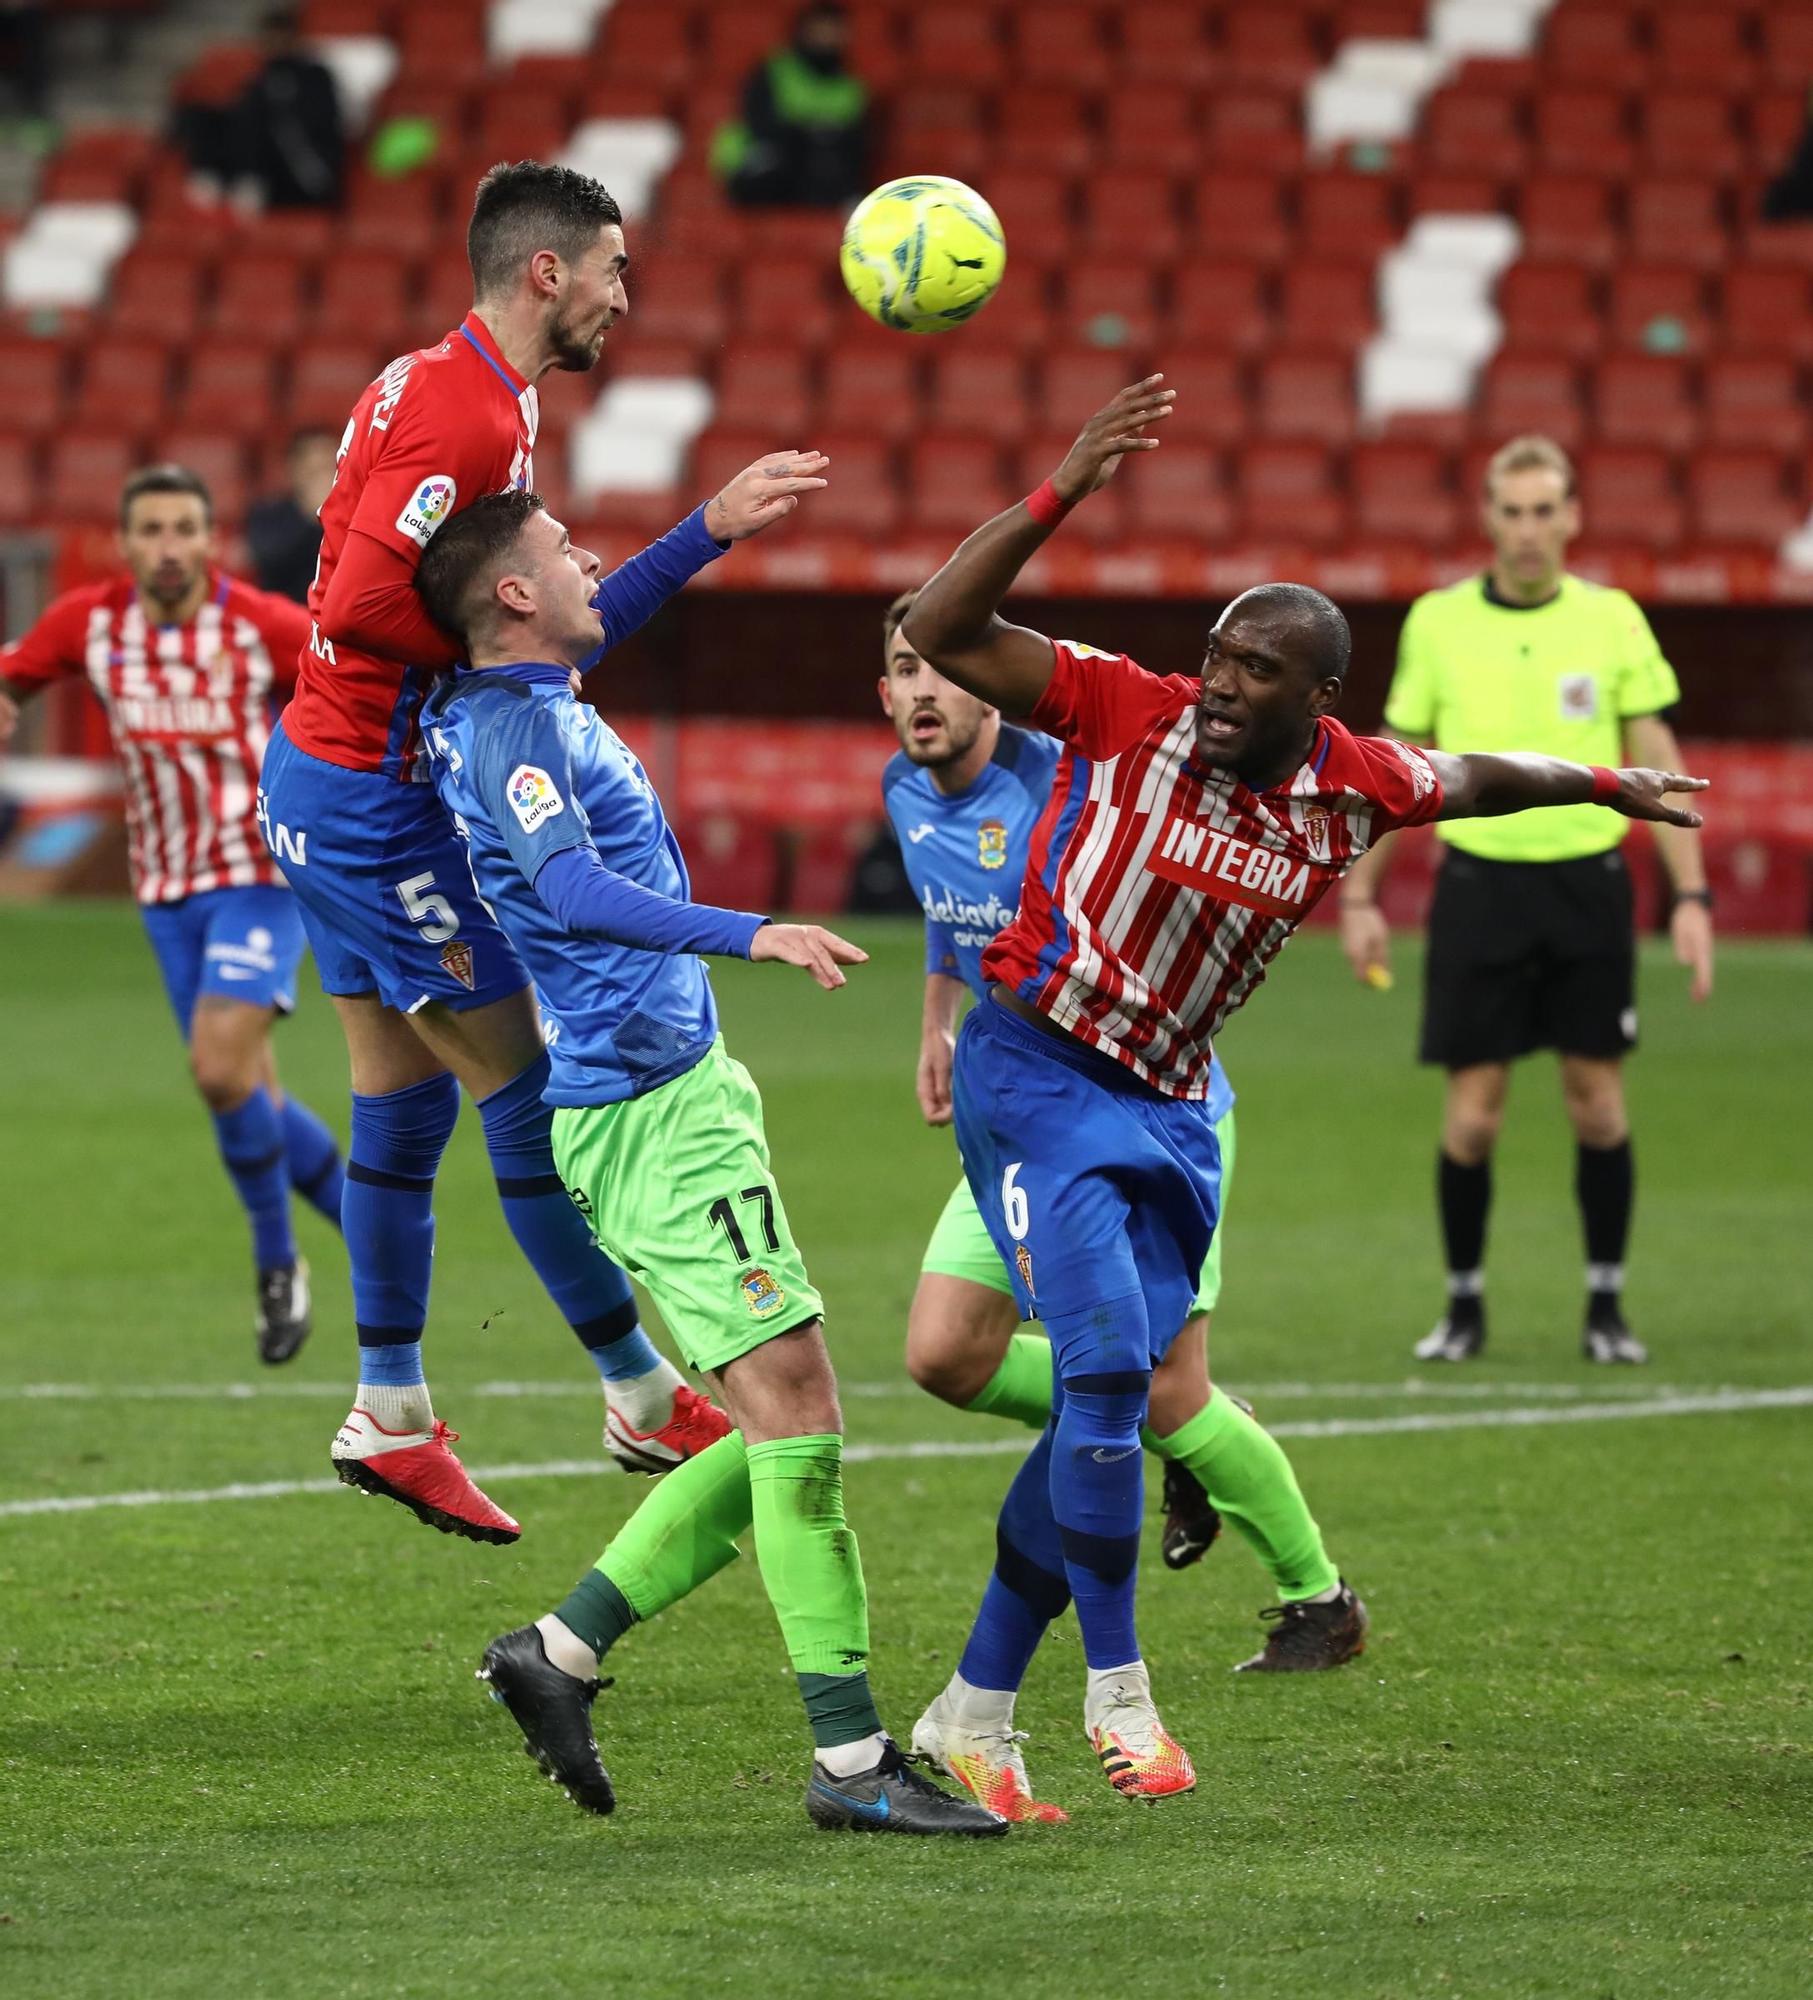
[1339,436,1714,1365]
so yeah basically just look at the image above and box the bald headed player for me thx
[896,380,1708,1819]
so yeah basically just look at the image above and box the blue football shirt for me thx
[422,663,723,1106]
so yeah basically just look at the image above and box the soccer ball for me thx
[839,176,1006,335]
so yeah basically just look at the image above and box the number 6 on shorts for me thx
[1003,1161,1030,1240]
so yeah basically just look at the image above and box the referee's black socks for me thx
[1576,1138,1634,1322]
[1438,1151,1491,1323]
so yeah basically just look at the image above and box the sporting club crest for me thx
[439,939,476,991]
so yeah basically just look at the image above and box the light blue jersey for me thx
[423,664,725,1107]
[884,721,1234,1122]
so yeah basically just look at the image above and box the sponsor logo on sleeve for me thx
[506,763,565,833]
[1387,738,1437,801]
[394,474,457,548]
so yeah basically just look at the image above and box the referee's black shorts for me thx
[1420,848,1637,1069]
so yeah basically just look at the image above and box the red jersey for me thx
[0,570,311,905]
[985,641,1446,1098]
[282,312,538,783]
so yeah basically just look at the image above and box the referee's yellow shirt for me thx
[1384,574,1681,863]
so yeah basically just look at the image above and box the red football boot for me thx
[604,1382,733,1474]
[331,1407,521,1543]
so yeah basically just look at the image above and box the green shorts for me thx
[922,1105,1236,1320]
[551,1039,823,1377]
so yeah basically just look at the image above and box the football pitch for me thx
[2,902,1809,1999]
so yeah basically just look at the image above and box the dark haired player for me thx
[898,380,1709,1812]
[0,465,342,1360]
[259,163,828,1539]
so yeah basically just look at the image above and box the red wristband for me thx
[1588,765,1622,805]
[1024,478,1075,528]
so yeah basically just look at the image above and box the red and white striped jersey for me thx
[0,570,311,904]
[984,640,1446,1098]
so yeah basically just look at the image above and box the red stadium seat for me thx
[0,434,40,528]
[1121,4,1217,89]
[1627,180,1729,273]
[1276,262,1376,353]
[1654,8,1757,93]
[340,174,445,254]
[1541,8,1648,91]
[1122,440,1234,541]
[1759,10,1813,84]
[843,8,904,93]
[996,87,1096,176]
[0,340,68,438]
[1578,446,1685,552]
[1405,170,1505,221]
[46,430,139,522]
[1642,91,1744,181]
[1101,88,1196,172]
[211,250,310,342]
[1220,9,1320,91]
[1167,258,1272,355]
[1013,3,1108,88]
[980,167,1073,268]
[786,432,902,537]
[713,343,813,436]
[1157,348,1249,445]
[1035,348,1133,434]
[699,7,794,82]
[1253,351,1355,444]
[589,3,694,93]
[1519,177,1619,269]
[155,431,249,522]
[626,260,728,350]
[923,346,1031,444]
[1534,90,1635,180]
[1593,354,1700,452]
[1237,441,1349,547]
[904,6,1010,92]
[687,428,775,504]
[1606,266,1711,357]
[1718,267,1813,357]
[394,4,486,86]
[1193,171,1293,265]
[71,343,176,430]
[1752,86,1811,178]
[107,250,208,342]
[1297,173,1401,261]
[1703,355,1807,451]
[734,257,836,349]
[1688,447,1801,547]
[1057,261,1161,351]
[1349,441,1462,546]
[1496,261,1602,361]
[1081,169,1184,263]
[1423,89,1530,180]
[177,341,280,438]
[289,341,382,431]
[1201,91,1304,174]
[1337,0,1426,34]
[1477,353,1585,450]
[907,435,1010,533]
[313,251,413,350]
[818,345,924,443]
[1698,837,1813,935]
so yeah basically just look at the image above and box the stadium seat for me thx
[177,341,280,438]
[313,250,412,348]
[1688,448,1801,547]
[624,259,727,350]
[1423,90,1530,180]
[1122,440,1234,541]
[1254,351,1355,444]
[393,3,486,86]
[1013,3,1108,89]
[904,6,1010,92]
[1540,8,1648,92]
[340,175,445,254]
[1101,88,1196,172]
[591,4,695,94]
[0,433,40,527]
[1606,266,1711,357]
[1349,440,1462,546]
[1519,177,1619,269]
[996,88,1097,176]
[1276,262,1375,353]
[156,431,248,522]
[71,342,175,430]
[1476,353,1586,450]
[1642,91,1744,181]
[1406,170,1506,222]
[789,433,901,538]
[289,341,382,430]
[1082,170,1183,264]
[1703,355,1808,452]
[1578,446,1685,553]
[1057,261,1161,352]
[1120,4,1218,90]
[46,430,139,521]
[1192,171,1293,266]
[1220,8,1320,92]
[1158,348,1250,445]
[1759,10,1813,84]
[980,167,1073,268]
[713,343,813,437]
[1035,348,1133,434]
[1653,8,1758,94]
[107,250,208,342]
[1718,267,1813,358]
[1534,90,1635,180]
[1627,180,1729,274]
[843,8,904,92]
[1201,91,1304,175]
[1296,173,1401,262]
[1752,87,1811,179]
[0,339,68,437]
[923,346,1031,444]
[1495,262,1602,361]
[907,435,1010,533]
[734,257,836,349]
[1167,258,1272,356]
[1237,442,1349,548]
[1592,354,1700,452]
[818,344,923,443]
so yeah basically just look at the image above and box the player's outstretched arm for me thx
[1432,752,1709,826]
[904,378,1175,718]
[748,922,869,991]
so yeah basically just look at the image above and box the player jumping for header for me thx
[896,379,1708,1812]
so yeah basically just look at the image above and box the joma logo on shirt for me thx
[1149,818,1322,915]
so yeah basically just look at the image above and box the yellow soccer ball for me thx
[839,176,1006,334]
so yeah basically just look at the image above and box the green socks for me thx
[557,1431,753,1653]
[746,1433,882,1749]
[964,1331,1054,1430]
[1155,1389,1340,1602]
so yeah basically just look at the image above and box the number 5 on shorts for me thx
[397,870,459,944]
[1003,1162,1030,1240]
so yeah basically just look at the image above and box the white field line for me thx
[0,1376,1731,1405]
[1,1385,1808,1521]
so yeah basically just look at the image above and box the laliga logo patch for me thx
[978,818,1009,871]
[1014,1243,1035,1297]
[741,1267,786,1320]
[439,939,476,991]
[394,473,457,548]
[507,763,565,833]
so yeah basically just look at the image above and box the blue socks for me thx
[477,1054,649,1366]
[345,1071,459,1390]
[280,1096,345,1228]
[212,1087,293,1271]
[957,1424,1071,1692]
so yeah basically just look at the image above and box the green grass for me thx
[2,904,1810,1999]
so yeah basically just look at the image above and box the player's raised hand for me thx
[749,921,870,990]
[1049,376,1175,502]
[706,451,830,541]
[1606,768,1710,829]
[0,687,18,749]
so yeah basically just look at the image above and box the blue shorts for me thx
[259,718,529,1014]
[952,994,1223,1367]
[141,884,307,1036]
